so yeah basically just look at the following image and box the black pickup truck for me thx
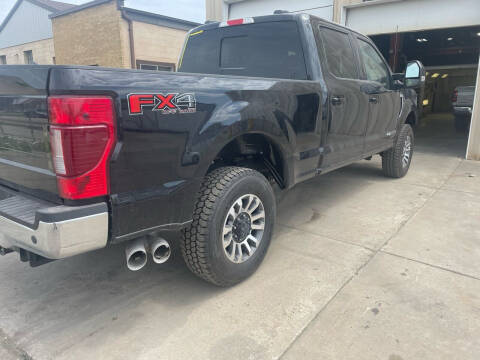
[0,14,424,286]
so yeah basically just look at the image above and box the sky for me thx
[0,0,206,25]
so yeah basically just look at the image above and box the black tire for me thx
[382,124,414,178]
[181,166,276,286]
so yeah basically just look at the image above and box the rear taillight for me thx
[452,90,458,102]
[48,96,116,200]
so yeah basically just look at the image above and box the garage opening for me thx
[370,26,479,157]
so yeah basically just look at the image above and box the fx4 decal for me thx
[127,93,196,115]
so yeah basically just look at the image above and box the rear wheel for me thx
[382,124,414,178]
[181,167,276,286]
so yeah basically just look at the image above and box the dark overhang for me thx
[49,0,114,19]
[122,7,200,31]
[33,0,76,12]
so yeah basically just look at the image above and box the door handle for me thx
[369,97,378,104]
[331,96,344,106]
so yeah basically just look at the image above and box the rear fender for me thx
[192,116,294,187]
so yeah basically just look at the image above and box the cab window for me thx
[357,39,391,88]
[319,27,358,79]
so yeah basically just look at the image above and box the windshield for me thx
[179,21,308,80]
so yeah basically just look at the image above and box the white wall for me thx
[0,0,54,49]
[228,0,334,20]
[345,0,480,35]
[466,57,480,160]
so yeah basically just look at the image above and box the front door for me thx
[355,37,402,154]
[316,26,370,169]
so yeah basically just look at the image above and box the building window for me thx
[136,60,175,72]
[23,50,34,64]
[0,56,6,65]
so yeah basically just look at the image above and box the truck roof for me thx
[455,86,476,91]
[191,13,362,37]
[195,13,303,32]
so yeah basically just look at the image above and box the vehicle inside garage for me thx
[343,0,480,160]
[370,25,479,157]
[372,26,479,112]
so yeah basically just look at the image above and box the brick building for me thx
[50,0,199,70]
[0,0,200,70]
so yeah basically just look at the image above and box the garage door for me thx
[229,0,334,20]
[345,0,480,36]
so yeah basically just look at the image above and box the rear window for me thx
[320,27,358,79]
[179,21,308,80]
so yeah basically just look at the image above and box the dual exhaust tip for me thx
[125,237,171,271]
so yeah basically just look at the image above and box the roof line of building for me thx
[1,0,72,32]
[48,0,200,30]
[1,0,200,35]
[343,0,404,9]
[122,7,201,30]
[34,0,77,11]
[49,0,114,18]
[0,0,22,32]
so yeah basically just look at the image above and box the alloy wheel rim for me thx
[402,135,412,168]
[222,194,265,264]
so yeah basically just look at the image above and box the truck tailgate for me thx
[456,86,475,107]
[0,66,59,202]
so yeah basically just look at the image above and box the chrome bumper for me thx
[0,203,108,259]
[453,106,472,115]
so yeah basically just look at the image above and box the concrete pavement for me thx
[0,114,479,360]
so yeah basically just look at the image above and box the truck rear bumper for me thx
[453,106,472,116]
[0,187,108,259]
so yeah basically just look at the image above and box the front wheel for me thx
[382,124,414,178]
[181,167,276,286]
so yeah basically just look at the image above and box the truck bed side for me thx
[47,67,323,242]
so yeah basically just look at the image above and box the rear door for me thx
[315,25,369,169]
[355,37,401,154]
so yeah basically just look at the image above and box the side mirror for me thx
[404,60,425,89]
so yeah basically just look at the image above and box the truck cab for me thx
[179,14,423,179]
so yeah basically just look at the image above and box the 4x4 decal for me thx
[127,93,196,115]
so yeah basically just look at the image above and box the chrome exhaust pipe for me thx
[150,237,171,264]
[125,238,148,271]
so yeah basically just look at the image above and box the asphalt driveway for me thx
[1,113,479,360]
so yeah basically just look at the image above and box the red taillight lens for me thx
[50,125,110,176]
[48,96,116,200]
[452,90,458,102]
